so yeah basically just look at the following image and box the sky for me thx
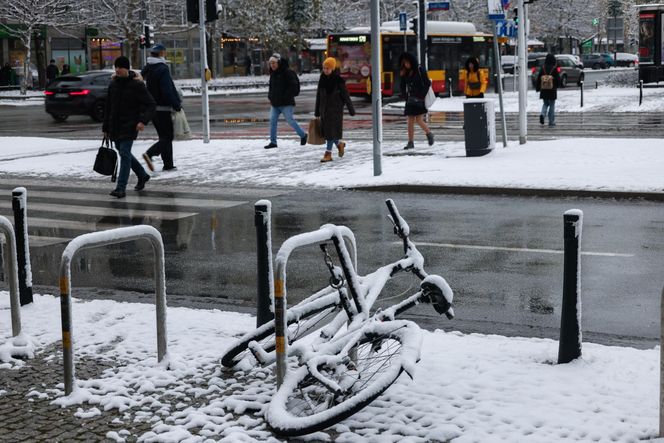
[1,83,663,441]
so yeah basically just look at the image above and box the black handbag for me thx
[93,137,118,182]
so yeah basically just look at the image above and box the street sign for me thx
[399,12,407,31]
[494,19,517,38]
[428,2,450,11]
[487,0,505,19]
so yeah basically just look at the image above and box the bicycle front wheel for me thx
[266,320,422,437]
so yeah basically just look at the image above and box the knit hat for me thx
[323,57,336,70]
[114,56,130,70]
[269,53,281,63]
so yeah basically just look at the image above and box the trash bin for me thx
[463,99,495,157]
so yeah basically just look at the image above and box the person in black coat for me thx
[264,53,307,149]
[315,57,355,163]
[535,53,560,127]
[141,43,182,171]
[46,59,59,85]
[399,52,434,150]
[103,56,156,198]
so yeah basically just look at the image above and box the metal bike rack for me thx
[59,225,167,395]
[274,224,358,387]
[0,216,21,337]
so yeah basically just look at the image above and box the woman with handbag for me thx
[314,57,355,163]
[399,52,434,150]
[102,56,156,198]
[464,56,486,98]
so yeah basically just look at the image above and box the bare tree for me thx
[0,0,77,93]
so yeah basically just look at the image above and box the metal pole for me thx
[580,81,584,107]
[492,31,508,148]
[419,0,427,70]
[255,201,274,327]
[639,79,643,106]
[558,209,583,364]
[11,187,33,305]
[517,0,527,144]
[198,0,210,143]
[0,216,20,337]
[59,226,167,395]
[660,286,664,437]
[448,77,453,97]
[370,0,382,176]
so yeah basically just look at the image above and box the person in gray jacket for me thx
[141,43,182,171]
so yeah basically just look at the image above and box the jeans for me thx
[325,139,339,152]
[146,111,175,169]
[269,106,306,143]
[541,99,556,125]
[115,139,148,192]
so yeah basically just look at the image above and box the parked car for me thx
[44,70,113,122]
[614,52,639,68]
[531,56,584,88]
[556,54,584,69]
[599,53,616,68]
[581,53,607,69]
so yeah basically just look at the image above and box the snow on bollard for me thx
[558,209,583,364]
[59,225,168,395]
[12,187,33,306]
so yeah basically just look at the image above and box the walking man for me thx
[264,53,307,149]
[46,59,59,86]
[141,43,182,171]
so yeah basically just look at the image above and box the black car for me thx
[44,70,113,122]
[581,53,607,70]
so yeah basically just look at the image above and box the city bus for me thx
[637,4,664,83]
[326,20,495,97]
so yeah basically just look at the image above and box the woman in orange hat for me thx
[314,57,355,163]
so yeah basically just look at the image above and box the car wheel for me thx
[592,63,600,70]
[49,113,68,122]
[577,73,584,87]
[91,100,105,122]
[560,74,567,88]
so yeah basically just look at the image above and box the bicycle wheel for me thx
[266,320,422,437]
[221,290,341,368]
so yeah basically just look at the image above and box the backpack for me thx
[290,70,300,97]
[540,67,555,90]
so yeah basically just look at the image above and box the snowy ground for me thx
[0,293,660,442]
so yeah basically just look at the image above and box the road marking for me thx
[413,241,634,257]
[0,201,196,220]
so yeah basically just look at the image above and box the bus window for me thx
[639,12,655,63]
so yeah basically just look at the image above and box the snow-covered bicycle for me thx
[221,199,454,435]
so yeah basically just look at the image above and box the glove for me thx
[349,110,356,117]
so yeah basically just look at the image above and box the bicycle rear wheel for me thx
[266,320,422,437]
[221,290,341,368]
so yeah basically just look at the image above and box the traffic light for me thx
[186,0,220,23]
[144,25,154,48]
[513,7,519,25]
[410,17,418,34]
[139,34,146,48]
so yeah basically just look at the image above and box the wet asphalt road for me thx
[0,178,660,350]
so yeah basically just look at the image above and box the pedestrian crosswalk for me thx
[0,184,271,248]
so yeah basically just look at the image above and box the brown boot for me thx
[337,141,346,158]
[320,151,333,163]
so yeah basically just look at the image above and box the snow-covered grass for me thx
[0,293,659,441]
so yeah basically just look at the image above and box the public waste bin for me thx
[463,99,495,157]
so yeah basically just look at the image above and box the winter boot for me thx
[539,114,545,125]
[134,175,150,191]
[403,141,415,150]
[320,151,333,163]
[300,134,308,145]
[264,142,278,149]
[426,132,435,146]
[337,141,346,158]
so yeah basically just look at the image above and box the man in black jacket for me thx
[46,59,59,85]
[264,53,307,149]
[141,43,182,171]
[103,56,156,198]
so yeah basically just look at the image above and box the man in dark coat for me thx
[264,53,307,149]
[141,43,182,171]
[315,57,355,162]
[535,53,560,127]
[46,59,59,85]
[103,56,156,198]
[0,63,13,86]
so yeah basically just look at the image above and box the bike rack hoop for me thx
[0,216,21,337]
[59,225,167,395]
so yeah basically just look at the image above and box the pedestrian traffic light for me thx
[186,0,220,23]
[144,25,154,48]
[410,17,418,34]
[513,7,519,25]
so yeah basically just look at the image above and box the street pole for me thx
[198,0,210,143]
[418,0,427,69]
[517,0,527,144]
[492,30,508,147]
[370,0,382,176]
